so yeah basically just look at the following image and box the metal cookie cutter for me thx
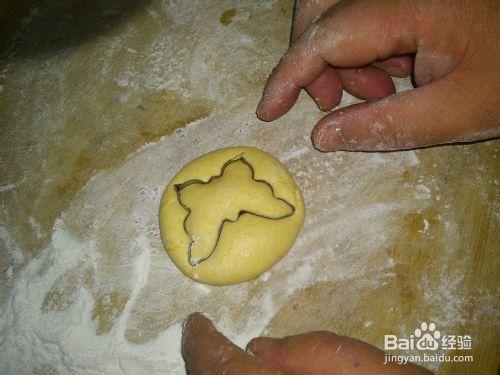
[174,154,296,266]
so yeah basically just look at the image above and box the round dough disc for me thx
[159,146,304,285]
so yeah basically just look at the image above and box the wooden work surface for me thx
[0,1,498,374]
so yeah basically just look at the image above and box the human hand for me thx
[290,0,414,110]
[257,0,500,151]
[182,312,432,374]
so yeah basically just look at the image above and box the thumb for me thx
[247,331,433,375]
[182,313,284,374]
[311,72,499,151]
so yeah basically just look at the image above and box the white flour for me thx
[1,1,497,374]
[0,102,428,373]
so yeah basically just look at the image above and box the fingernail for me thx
[256,99,266,120]
[183,312,206,336]
[247,337,279,355]
[312,125,332,152]
[183,313,196,335]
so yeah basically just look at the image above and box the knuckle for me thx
[372,122,399,150]
[369,111,406,150]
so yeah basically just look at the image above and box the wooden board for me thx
[0,1,498,374]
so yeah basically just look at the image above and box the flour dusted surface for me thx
[1,1,498,374]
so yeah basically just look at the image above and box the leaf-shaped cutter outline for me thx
[174,154,296,266]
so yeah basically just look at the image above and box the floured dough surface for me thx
[159,146,304,285]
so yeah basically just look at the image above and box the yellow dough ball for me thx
[159,147,304,285]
